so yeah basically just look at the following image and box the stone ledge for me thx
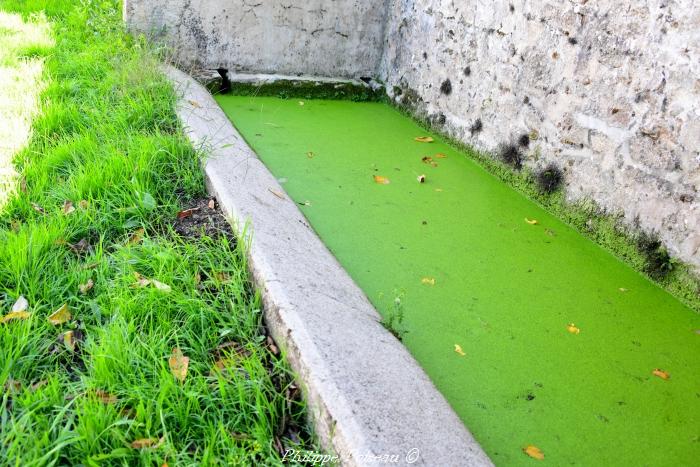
[165,65,493,467]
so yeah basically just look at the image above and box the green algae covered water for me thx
[216,95,700,466]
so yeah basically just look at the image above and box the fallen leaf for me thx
[187,99,201,108]
[31,202,45,214]
[5,379,21,392]
[95,389,117,404]
[128,228,145,245]
[268,188,286,199]
[373,175,390,185]
[30,380,47,391]
[619,288,628,293]
[151,279,172,292]
[421,156,438,167]
[79,278,94,294]
[78,200,89,209]
[132,273,170,292]
[566,323,580,335]
[169,348,189,383]
[48,303,71,325]
[652,368,670,380]
[417,174,426,183]
[523,445,544,460]
[306,151,315,158]
[63,200,75,215]
[63,331,76,351]
[414,136,434,143]
[421,277,436,285]
[1,311,30,324]
[267,335,279,355]
[435,153,448,158]
[68,238,91,255]
[177,208,199,219]
[454,344,466,356]
[208,199,216,209]
[214,272,231,283]
[525,218,539,225]
[12,296,29,312]
[131,437,163,449]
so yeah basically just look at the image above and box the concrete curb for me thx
[165,66,494,467]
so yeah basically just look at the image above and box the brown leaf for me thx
[421,277,436,285]
[454,344,466,356]
[30,380,47,391]
[207,199,215,209]
[79,278,94,294]
[95,389,118,404]
[62,200,75,215]
[524,218,539,225]
[1,311,30,324]
[417,174,426,183]
[48,303,71,325]
[177,208,199,219]
[566,323,580,335]
[267,336,279,355]
[151,279,171,292]
[214,272,231,283]
[652,368,670,380]
[306,151,315,158]
[373,175,390,185]
[414,136,434,143]
[78,200,89,209]
[421,156,438,167]
[68,238,91,254]
[131,437,163,449]
[31,202,45,214]
[128,228,145,245]
[187,99,201,108]
[169,348,189,383]
[132,273,170,292]
[523,445,544,460]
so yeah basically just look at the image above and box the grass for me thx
[0,1,312,465]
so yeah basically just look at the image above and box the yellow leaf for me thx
[79,278,94,294]
[414,136,434,143]
[523,445,544,460]
[435,153,448,159]
[373,175,390,185]
[132,272,151,288]
[151,279,171,292]
[95,389,118,404]
[169,348,189,383]
[525,218,539,225]
[566,323,580,334]
[421,277,436,285]
[64,331,76,351]
[12,295,29,312]
[454,344,466,356]
[652,368,670,380]
[78,200,89,209]
[306,151,315,158]
[48,303,71,325]
[1,311,30,324]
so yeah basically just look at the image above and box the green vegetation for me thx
[217,95,700,466]
[0,1,311,464]
[210,78,384,102]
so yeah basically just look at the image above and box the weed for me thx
[637,231,674,279]
[380,290,407,341]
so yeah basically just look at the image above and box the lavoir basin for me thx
[216,95,700,466]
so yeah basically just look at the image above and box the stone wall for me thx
[379,0,700,271]
[123,0,389,78]
[124,0,700,271]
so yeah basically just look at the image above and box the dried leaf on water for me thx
[414,136,434,143]
[523,445,544,460]
[373,175,390,185]
[435,153,448,159]
[169,348,189,383]
[421,277,436,285]
[566,323,580,335]
[48,303,71,325]
[454,344,466,356]
[652,368,670,380]
[525,218,539,225]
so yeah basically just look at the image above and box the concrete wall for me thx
[124,0,700,271]
[123,0,390,78]
[379,0,700,271]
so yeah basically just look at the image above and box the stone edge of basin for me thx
[165,65,494,467]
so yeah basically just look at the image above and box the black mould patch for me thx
[636,231,673,279]
[568,37,578,45]
[440,79,452,95]
[464,66,471,77]
[498,143,522,170]
[423,51,428,60]
[523,96,530,105]
[535,163,563,194]
[430,113,447,126]
[518,133,530,148]
[509,4,515,13]
[469,118,483,136]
